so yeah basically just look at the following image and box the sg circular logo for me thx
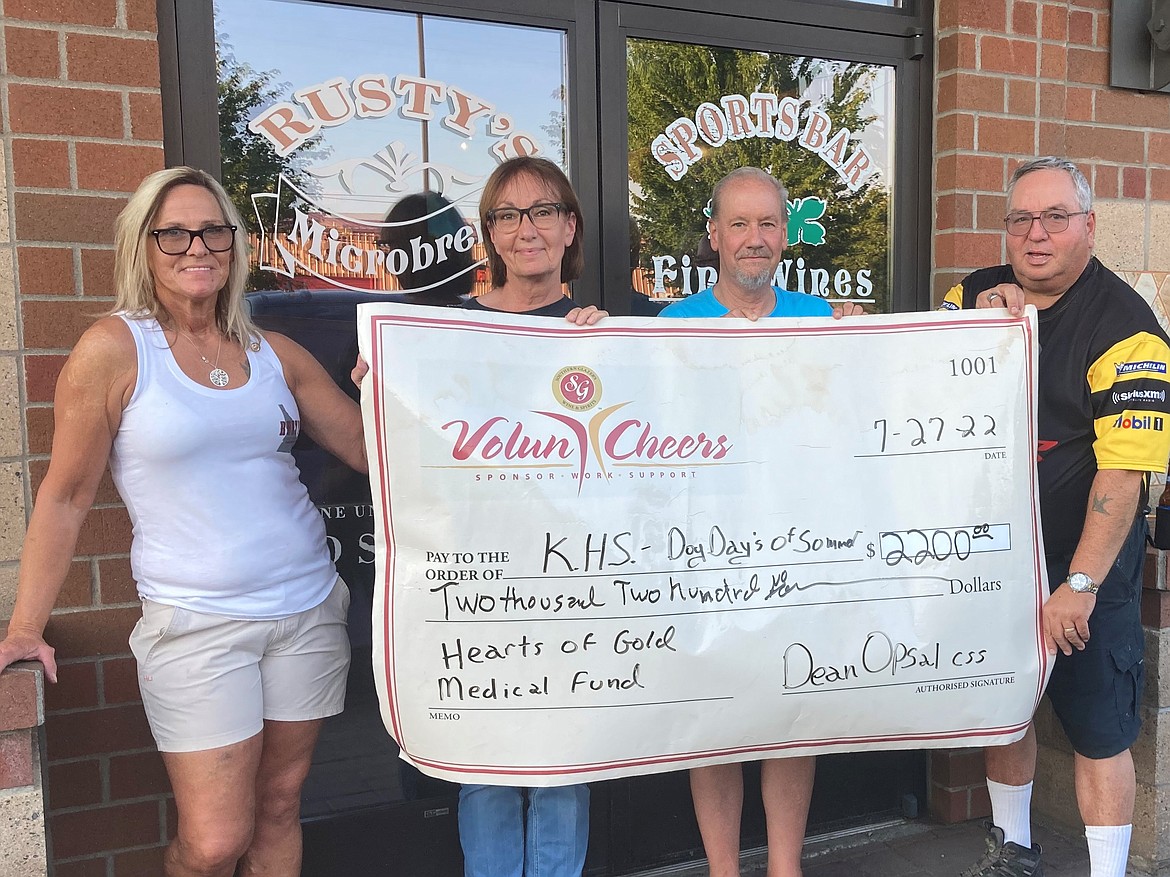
[552,366,602,412]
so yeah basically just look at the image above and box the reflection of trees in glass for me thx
[541,85,567,167]
[216,29,327,290]
[627,41,890,310]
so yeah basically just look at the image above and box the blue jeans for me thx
[458,783,590,877]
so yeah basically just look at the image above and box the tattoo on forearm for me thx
[1091,492,1112,515]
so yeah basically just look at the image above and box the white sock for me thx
[1085,824,1131,877]
[986,778,1032,847]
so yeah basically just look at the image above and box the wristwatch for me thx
[1066,572,1099,595]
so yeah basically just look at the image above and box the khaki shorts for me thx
[129,578,351,752]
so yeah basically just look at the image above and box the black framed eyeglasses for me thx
[151,225,237,255]
[1003,210,1087,236]
[485,203,565,233]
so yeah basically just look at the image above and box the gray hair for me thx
[711,167,788,222]
[1007,157,1093,213]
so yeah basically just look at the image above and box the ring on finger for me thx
[1063,627,1076,634]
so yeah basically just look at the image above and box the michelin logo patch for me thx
[1115,360,1168,376]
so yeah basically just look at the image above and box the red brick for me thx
[1152,168,1170,202]
[1142,586,1170,627]
[74,507,133,558]
[109,750,169,799]
[1012,0,1037,36]
[1040,43,1067,80]
[938,32,977,71]
[1038,122,1067,158]
[0,665,42,731]
[44,659,98,712]
[1068,47,1109,85]
[128,92,163,142]
[12,137,72,189]
[937,153,1006,192]
[15,192,125,244]
[25,354,68,402]
[22,299,100,349]
[52,857,108,877]
[975,194,1008,229]
[1066,125,1145,163]
[936,114,975,152]
[1095,90,1170,129]
[125,0,159,33]
[935,231,1004,269]
[1041,4,1068,41]
[76,142,163,193]
[970,782,992,818]
[56,560,95,610]
[978,118,1037,156]
[97,557,136,605]
[9,84,122,138]
[50,800,161,858]
[928,784,969,823]
[102,657,140,705]
[80,248,115,297]
[1153,133,1170,167]
[4,0,116,26]
[67,34,159,89]
[1066,86,1094,122]
[938,72,1004,114]
[1069,9,1095,45]
[26,405,54,455]
[936,193,973,230]
[114,846,168,877]
[1008,80,1037,116]
[44,704,152,760]
[0,732,34,789]
[5,26,60,79]
[980,36,1037,76]
[930,748,985,788]
[1094,165,1120,200]
[18,246,75,295]
[1071,0,1109,9]
[1123,166,1147,200]
[938,0,1006,30]
[47,757,103,809]
[36,460,120,509]
[43,606,137,662]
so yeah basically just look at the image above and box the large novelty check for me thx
[357,304,1047,785]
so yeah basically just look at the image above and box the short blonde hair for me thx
[112,166,257,345]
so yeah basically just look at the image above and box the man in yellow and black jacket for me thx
[939,157,1170,877]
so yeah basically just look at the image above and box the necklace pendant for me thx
[209,368,230,388]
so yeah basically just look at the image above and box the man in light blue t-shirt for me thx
[661,167,863,877]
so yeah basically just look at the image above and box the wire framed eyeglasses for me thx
[1003,210,1087,236]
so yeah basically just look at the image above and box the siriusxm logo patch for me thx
[1115,360,1168,376]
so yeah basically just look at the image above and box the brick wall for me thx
[933,0,1170,303]
[0,1,167,874]
[0,663,46,876]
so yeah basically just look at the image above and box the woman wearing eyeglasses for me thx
[0,166,365,877]
[455,156,604,877]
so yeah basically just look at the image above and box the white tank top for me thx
[108,315,335,619]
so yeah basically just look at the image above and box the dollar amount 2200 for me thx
[878,524,1008,567]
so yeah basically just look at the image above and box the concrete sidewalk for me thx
[797,819,1095,877]
[657,815,1134,877]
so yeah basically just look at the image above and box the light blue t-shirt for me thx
[659,286,832,318]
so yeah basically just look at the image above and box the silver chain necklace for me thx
[178,331,229,387]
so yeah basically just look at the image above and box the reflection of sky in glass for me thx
[216,0,566,219]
